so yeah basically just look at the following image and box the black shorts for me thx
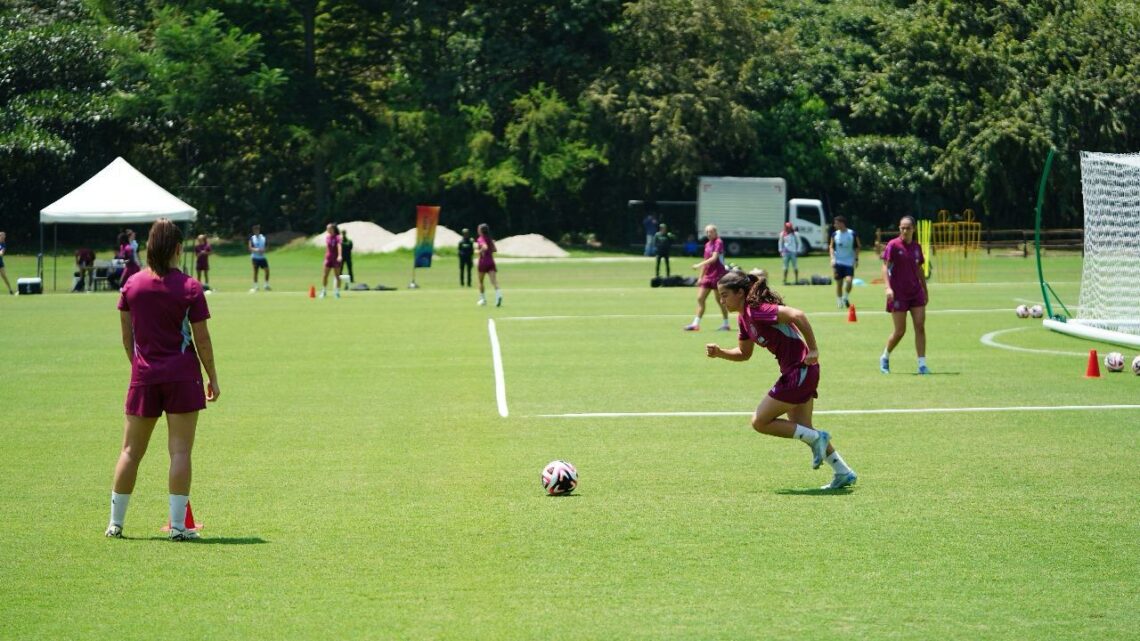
[251,257,269,269]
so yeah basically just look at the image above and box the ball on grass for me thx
[542,460,578,495]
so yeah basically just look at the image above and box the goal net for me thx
[1046,151,1140,348]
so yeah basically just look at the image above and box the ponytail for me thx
[717,269,784,307]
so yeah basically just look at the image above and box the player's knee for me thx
[750,415,770,433]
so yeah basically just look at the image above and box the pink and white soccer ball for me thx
[1029,304,1044,318]
[1133,355,1140,376]
[542,460,578,495]
[1015,305,1030,318]
[1104,352,1125,372]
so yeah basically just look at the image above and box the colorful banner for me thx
[414,205,440,268]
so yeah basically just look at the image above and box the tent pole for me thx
[53,223,58,291]
[38,223,44,280]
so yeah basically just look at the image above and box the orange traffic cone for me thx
[847,304,857,323]
[161,501,201,532]
[308,285,316,298]
[1085,349,1100,378]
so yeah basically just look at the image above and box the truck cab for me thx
[787,198,827,255]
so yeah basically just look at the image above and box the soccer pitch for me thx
[1,250,1136,640]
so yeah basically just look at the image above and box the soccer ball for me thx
[1104,352,1125,372]
[1029,304,1044,318]
[542,460,578,495]
[1015,305,1030,318]
[1133,355,1140,376]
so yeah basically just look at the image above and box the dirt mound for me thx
[308,221,396,254]
[496,234,569,258]
[381,225,464,252]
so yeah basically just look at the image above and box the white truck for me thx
[696,176,828,256]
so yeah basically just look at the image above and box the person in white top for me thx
[828,216,861,308]
[778,222,799,286]
[248,224,271,292]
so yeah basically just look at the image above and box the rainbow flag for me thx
[414,205,440,268]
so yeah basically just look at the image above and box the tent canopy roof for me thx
[40,157,197,224]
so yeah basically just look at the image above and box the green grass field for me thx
[1,248,1136,640]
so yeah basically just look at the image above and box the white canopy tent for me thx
[39,157,197,290]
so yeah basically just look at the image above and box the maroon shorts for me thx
[699,269,727,290]
[125,380,206,417]
[478,259,497,274]
[768,363,820,405]
[324,257,342,269]
[887,290,927,313]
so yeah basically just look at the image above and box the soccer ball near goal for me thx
[1015,305,1030,318]
[1133,355,1140,376]
[1029,304,1044,318]
[1104,352,1125,372]
[542,460,578,495]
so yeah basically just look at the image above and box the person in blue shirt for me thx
[248,224,271,292]
[642,213,658,256]
[829,216,862,308]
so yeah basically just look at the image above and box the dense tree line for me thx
[2,0,1138,246]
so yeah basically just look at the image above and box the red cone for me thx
[308,285,316,298]
[847,304,857,323]
[161,501,201,532]
[1085,349,1100,378]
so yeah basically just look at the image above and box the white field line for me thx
[501,307,1023,322]
[488,319,509,417]
[980,326,1088,356]
[535,404,1140,419]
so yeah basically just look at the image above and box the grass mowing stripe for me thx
[535,403,1140,418]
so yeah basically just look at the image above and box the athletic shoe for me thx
[811,430,830,469]
[495,294,502,307]
[879,355,890,374]
[843,298,850,308]
[318,290,326,299]
[821,470,858,490]
[169,528,200,541]
[104,524,123,538]
[918,365,931,375]
[477,298,486,306]
[263,284,271,291]
[334,289,340,299]
[683,324,699,331]
[249,287,258,293]
[716,324,731,331]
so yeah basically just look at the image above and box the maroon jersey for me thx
[881,237,925,299]
[117,269,210,386]
[737,302,809,374]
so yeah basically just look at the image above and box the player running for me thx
[829,215,861,308]
[704,269,857,490]
[879,215,930,374]
[105,219,219,540]
[319,223,343,299]
[476,223,502,306]
[684,224,730,331]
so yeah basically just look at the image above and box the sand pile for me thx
[381,225,464,252]
[496,234,569,258]
[308,221,395,254]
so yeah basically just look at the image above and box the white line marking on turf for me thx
[488,319,509,417]
[535,404,1140,419]
[980,327,1087,356]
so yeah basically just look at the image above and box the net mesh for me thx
[1077,151,1140,337]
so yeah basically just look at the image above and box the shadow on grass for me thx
[774,487,855,496]
[128,536,269,545]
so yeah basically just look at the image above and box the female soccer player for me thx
[705,270,857,490]
[319,223,343,299]
[684,224,730,331]
[194,234,212,287]
[0,231,13,295]
[105,219,219,540]
[476,223,501,306]
[118,231,140,288]
[879,215,930,374]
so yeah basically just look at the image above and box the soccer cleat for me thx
[318,290,326,299]
[477,298,486,306]
[334,288,340,299]
[169,527,200,541]
[843,297,850,308]
[917,365,931,375]
[716,324,731,331]
[811,430,830,469]
[879,355,890,374]
[495,294,502,307]
[821,470,858,490]
[104,524,123,538]
[263,284,271,291]
[683,324,699,331]
[249,287,258,293]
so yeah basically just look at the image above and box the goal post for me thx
[1038,149,1140,349]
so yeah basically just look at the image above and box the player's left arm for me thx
[120,311,133,363]
[778,306,819,365]
[854,233,862,265]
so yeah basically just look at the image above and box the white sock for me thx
[837,296,843,305]
[720,318,730,328]
[691,316,701,326]
[110,492,131,527]
[918,356,927,368]
[826,452,852,475]
[881,348,890,360]
[169,494,189,531]
[495,288,502,298]
[792,424,820,444]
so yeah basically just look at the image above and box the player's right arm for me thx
[881,259,893,303]
[706,338,754,362]
[191,320,220,401]
[828,233,836,265]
